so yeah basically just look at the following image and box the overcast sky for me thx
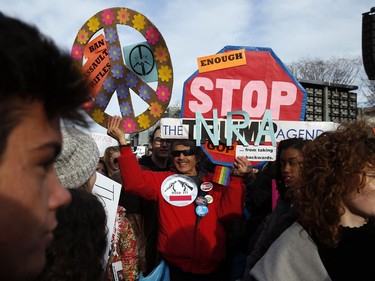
[1,0,374,133]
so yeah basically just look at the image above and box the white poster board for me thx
[90,132,118,156]
[92,172,122,266]
[135,146,147,158]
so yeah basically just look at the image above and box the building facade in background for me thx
[300,79,358,122]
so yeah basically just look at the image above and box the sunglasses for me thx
[113,158,118,164]
[171,149,196,157]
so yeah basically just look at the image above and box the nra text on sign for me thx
[161,113,336,145]
[163,109,276,146]
[161,116,337,164]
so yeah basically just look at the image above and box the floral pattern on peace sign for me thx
[71,7,173,133]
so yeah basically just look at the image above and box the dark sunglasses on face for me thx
[113,158,118,164]
[153,137,171,146]
[171,149,195,157]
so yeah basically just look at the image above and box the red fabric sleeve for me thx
[215,176,245,221]
[118,146,171,201]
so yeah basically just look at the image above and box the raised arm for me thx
[107,116,127,146]
[107,116,162,200]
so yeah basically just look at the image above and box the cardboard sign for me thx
[90,132,118,157]
[92,172,122,265]
[71,7,173,133]
[135,146,147,158]
[180,45,308,166]
[123,41,158,83]
[82,34,110,98]
[197,49,246,73]
[182,46,307,121]
[161,117,337,166]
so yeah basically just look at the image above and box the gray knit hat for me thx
[54,126,100,189]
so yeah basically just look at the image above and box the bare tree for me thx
[287,56,375,106]
[361,79,375,105]
[166,102,181,118]
[287,56,362,84]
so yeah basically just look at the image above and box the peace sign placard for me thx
[71,7,173,133]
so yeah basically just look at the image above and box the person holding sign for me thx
[249,121,375,281]
[0,12,91,281]
[138,126,173,275]
[109,125,173,276]
[107,116,253,281]
[54,126,139,280]
[54,126,100,191]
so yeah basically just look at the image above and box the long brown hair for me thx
[294,121,375,247]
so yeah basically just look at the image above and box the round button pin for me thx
[195,205,209,217]
[205,194,213,204]
[195,196,208,206]
[161,174,197,207]
[200,182,213,192]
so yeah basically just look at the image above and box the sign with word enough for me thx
[180,45,308,166]
[182,45,307,121]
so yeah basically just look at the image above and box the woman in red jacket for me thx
[107,116,253,281]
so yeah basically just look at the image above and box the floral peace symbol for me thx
[71,7,173,133]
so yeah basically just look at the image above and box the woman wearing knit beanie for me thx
[54,126,100,191]
[53,125,140,281]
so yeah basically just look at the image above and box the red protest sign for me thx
[82,35,110,99]
[202,142,237,165]
[181,46,306,121]
[181,46,307,166]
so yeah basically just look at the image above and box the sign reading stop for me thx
[180,45,307,166]
[181,46,306,121]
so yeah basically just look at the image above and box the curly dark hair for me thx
[37,189,108,281]
[294,121,375,247]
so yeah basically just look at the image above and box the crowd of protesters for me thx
[1,10,375,281]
